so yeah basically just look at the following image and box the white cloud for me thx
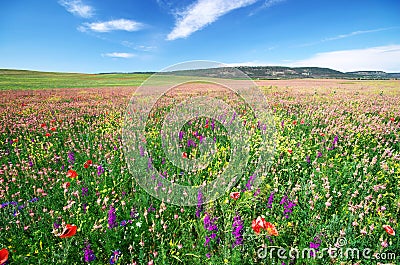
[262,0,285,8]
[299,27,398,47]
[81,19,143,33]
[249,0,286,16]
[167,0,259,40]
[59,0,94,18]
[121,41,157,52]
[102,52,135,58]
[289,45,400,72]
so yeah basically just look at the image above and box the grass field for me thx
[0,69,150,90]
[0,72,399,264]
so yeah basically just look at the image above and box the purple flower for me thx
[29,197,39,203]
[81,187,88,197]
[97,165,105,176]
[267,192,275,209]
[232,213,244,248]
[329,135,339,150]
[317,151,322,158]
[198,135,204,144]
[139,145,144,156]
[204,213,218,232]
[204,235,211,246]
[83,242,96,263]
[147,157,153,170]
[245,174,256,190]
[280,195,296,219]
[108,206,117,229]
[28,160,34,167]
[109,250,121,264]
[53,222,61,229]
[68,151,75,164]
[179,131,184,141]
[306,155,311,164]
[147,204,155,213]
[195,189,203,218]
[120,220,127,227]
[309,236,322,257]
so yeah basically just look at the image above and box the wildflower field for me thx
[0,74,399,264]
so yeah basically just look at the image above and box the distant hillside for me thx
[1,67,399,90]
[161,66,400,80]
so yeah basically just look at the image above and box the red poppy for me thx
[51,119,56,123]
[252,216,265,234]
[264,221,279,236]
[205,123,209,128]
[41,123,47,128]
[0,248,9,265]
[230,192,240,200]
[383,225,395,236]
[288,149,293,154]
[292,120,297,125]
[50,127,56,131]
[84,160,92,168]
[390,117,395,122]
[57,224,77,238]
[320,133,325,137]
[45,133,51,137]
[182,152,187,158]
[300,119,305,124]
[67,169,78,178]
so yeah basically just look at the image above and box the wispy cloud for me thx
[167,0,259,41]
[289,45,400,72]
[79,19,143,33]
[121,41,157,52]
[59,0,94,18]
[249,0,286,16]
[102,52,135,58]
[298,27,397,47]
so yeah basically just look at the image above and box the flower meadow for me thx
[0,80,399,265]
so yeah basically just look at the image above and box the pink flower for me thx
[381,240,388,248]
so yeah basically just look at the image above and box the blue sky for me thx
[1,0,400,73]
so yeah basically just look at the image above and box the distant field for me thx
[2,69,400,93]
[0,69,150,90]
